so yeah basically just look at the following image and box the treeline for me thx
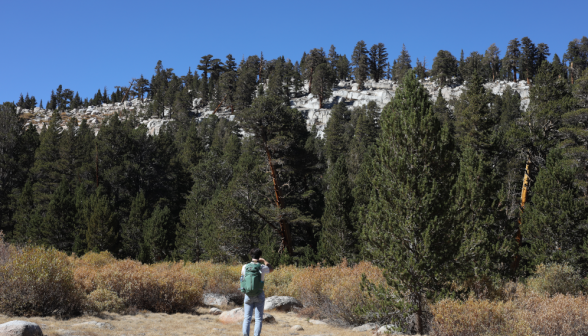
[14,36,588,116]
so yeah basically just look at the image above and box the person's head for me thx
[249,248,262,260]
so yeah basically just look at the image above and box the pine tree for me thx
[311,63,336,108]
[432,50,458,86]
[121,191,150,258]
[84,187,117,252]
[521,149,588,271]
[142,204,171,262]
[303,48,327,94]
[324,103,351,165]
[351,41,369,88]
[12,179,42,243]
[318,158,355,264]
[504,38,521,81]
[39,177,77,251]
[483,43,501,81]
[368,43,388,82]
[336,54,351,81]
[392,44,412,81]
[362,71,455,334]
[552,53,567,79]
[520,37,538,84]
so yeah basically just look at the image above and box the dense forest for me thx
[2,37,588,328]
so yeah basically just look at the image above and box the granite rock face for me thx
[18,79,530,140]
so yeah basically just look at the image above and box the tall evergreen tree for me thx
[368,43,388,82]
[432,50,458,86]
[39,177,77,251]
[520,37,538,84]
[362,71,455,334]
[121,191,150,258]
[311,63,336,108]
[392,44,412,81]
[318,158,355,264]
[351,41,369,88]
[84,187,118,253]
[504,38,521,81]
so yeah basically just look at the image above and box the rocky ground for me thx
[15,79,530,139]
[0,309,407,336]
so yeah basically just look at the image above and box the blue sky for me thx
[1,0,586,104]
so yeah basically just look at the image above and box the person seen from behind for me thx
[240,248,273,336]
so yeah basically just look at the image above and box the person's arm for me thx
[258,257,274,273]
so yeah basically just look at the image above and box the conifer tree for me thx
[336,54,351,81]
[12,179,42,243]
[483,43,501,81]
[362,71,455,334]
[40,177,76,251]
[392,44,412,81]
[504,38,521,81]
[432,50,458,86]
[521,150,588,271]
[318,158,355,264]
[142,204,171,262]
[324,103,351,165]
[85,187,118,253]
[303,48,327,93]
[121,191,149,258]
[311,63,336,108]
[368,43,388,82]
[520,37,538,84]
[351,41,369,88]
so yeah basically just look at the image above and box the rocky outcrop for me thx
[202,293,244,306]
[0,320,43,336]
[264,296,302,312]
[17,79,530,140]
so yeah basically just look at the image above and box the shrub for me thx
[86,287,125,313]
[527,263,583,296]
[289,260,393,325]
[517,292,588,336]
[0,231,11,265]
[75,259,204,313]
[430,298,529,336]
[264,264,301,297]
[0,245,85,316]
[183,261,242,296]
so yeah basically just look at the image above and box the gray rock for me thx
[218,307,275,324]
[352,323,378,332]
[265,296,303,312]
[376,324,401,335]
[203,293,231,306]
[209,307,222,315]
[0,321,43,336]
[290,325,304,331]
[308,319,327,325]
[72,321,114,330]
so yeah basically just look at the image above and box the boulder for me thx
[264,296,302,312]
[290,325,304,331]
[352,323,378,332]
[71,321,114,330]
[209,307,222,315]
[218,308,276,324]
[308,319,327,325]
[202,293,244,307]
[376,324,401,335]
[0,320,43,336]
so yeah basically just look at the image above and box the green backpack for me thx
[240,262,264,297]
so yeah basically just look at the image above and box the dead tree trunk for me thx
[212,94,228,114]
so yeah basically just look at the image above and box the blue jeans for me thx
[242,292,265,336]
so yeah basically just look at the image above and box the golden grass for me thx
[0,309,381,336]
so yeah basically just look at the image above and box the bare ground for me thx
[0,307,386,336]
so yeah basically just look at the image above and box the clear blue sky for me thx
[1,0,586,104]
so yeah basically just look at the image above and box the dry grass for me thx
[0,309,381,336]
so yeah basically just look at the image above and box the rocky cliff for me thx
[16,79,530,137]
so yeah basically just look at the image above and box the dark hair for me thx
[249,248,262,260]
